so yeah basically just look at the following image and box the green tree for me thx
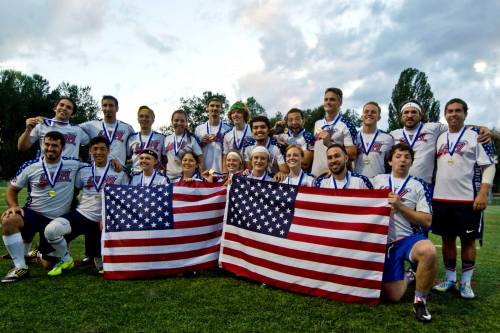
[245,96,267,118]
[51,82,100,124]
[387,68,440,131]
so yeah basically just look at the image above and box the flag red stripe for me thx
[104,261,218,280]
[292,216,389,235]
[174,217,223,228]
[173,202,226,214]
[104,244,220,263]
[298,186,390,199]
[174,181,226,189]
[173,191,226,202]
[223,246,381,289]
[104,230,222,247]
[224,232,384,271]
[221,262,379,305]
[295,200,391,215]
[287,232,386,253]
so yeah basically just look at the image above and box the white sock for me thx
[461,269,474,285]
[3,234,27,269]
[48,237,70,261]
[24,242,31,256]
[445,269,456,282]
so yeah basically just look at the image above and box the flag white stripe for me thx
[297,192,389,207]
[175,210,226,222]
[222,238,382,281]
[223,225,386,263]
[174,186,225,196]
[104,252,219,271]
[104,223,222,240]
[173,194,227,207]
[294,208,389,225]
[290,224,387,244]
[221,255,380,299]
[103,237,220,255]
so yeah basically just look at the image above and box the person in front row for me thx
[281,145,315,187]
[315,144,372,189]
[246,146,274,182]
[172,151,206,183]
[372,143,436,322]
[129,149,170,186]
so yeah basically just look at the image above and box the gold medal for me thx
[48,190,57,198]
[208,168,215,175]
[209,134,216,141]
[363,157,370,165]
[447,158,454,166]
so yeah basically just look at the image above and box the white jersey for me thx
[373,174,432,243]
[242,137,285,174]
[311,114,357,177]
[129,171,170,186]
[164,132,203,178]
[390,122,447,183]
[79,120,134,166]
[354,130,394,178]
[10,157,81,219]
[314,171,373,189]
[223,124,253,154]
[246,171,275,182]
[280,171,315,187]
[194,121,232,174]
[171,170,206,183]
[29,120,90,158]
[275,128,315,152]
[75,164,129,222]
[433,127,494,203]
[127,131,166,171]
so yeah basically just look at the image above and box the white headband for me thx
[251,146,270,157]
[400,102,422,113]
[227,151,242,162]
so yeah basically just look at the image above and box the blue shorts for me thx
[20,207,54,259]
[382,234,427,282]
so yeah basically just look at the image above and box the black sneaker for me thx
[413,301,432,323]
[1,267,30,283]
[81,256,94,265]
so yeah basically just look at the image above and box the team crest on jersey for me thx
[99,130,125,142]
[84,175,119,188]
[399,133,428,144]
[63,134,77,145]
[133,140,160,154]
[437,141,468,157]
[38,170,72,187]
[359,142,383,153]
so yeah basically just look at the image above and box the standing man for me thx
[311,87,357,177]
[275,108,315,171]
[17,96,90,158]
[127,105,166,171]
[432,98,495,299]
[80,95,134,171]
[242,116,288,178]
[1,132,80,282]
[195,97,231,174]
[354,101,394,178]
[315,144,372,189]
[44,137,129,275]
[223,101,252,173]
[372,143,436,322]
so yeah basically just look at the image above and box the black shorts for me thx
[62,210,102,257]
[431,201,483,240]
[20,207,55,260]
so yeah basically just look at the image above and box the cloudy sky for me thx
[1,0,499,131]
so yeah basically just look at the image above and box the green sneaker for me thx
[47,257,74,276]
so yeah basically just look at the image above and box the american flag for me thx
[219,176,391,304]
[102,182,227,279]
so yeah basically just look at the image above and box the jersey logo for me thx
[133,140,160,154]
[63,134,77,145]
[437,141,468,157]
[38,170,72,187]
[98,130,126,142]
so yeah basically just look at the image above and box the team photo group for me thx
[0,87,496,323]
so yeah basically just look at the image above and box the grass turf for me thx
[0,187,499,332]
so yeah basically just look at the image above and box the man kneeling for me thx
[373,143,437,322]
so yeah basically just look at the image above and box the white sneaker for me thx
[459,282,475,299]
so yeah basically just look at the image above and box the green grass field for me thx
[0,187,499,332]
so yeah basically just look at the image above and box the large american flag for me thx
[219,176,391,304]
[102,182,227,279]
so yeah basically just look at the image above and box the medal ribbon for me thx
[360,129,380,156]
[331,171,350,189]
[91,161,111,192]
[44,118,70,126]
[287,170,304,185]
[141,170,157,186]
[389,174,411,196]
[402,122,423,149]
[102,121,119,145]
[447,127,467,157]
[139,131,154,150]
[41,157,63,189]
[173,132,187,157]
[207,120,223,141]
[321,114,341,132]
[233,124,249,151]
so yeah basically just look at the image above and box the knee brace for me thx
[44,217,72,243]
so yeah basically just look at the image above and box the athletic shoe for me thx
[1,267,30,283]
[81,256,93,265]
[432,280,456,292]
[459,282,475,299]
[94,257,103,271]
[26,249,40,263]
[47,257,75,276]
[413,301,432,322]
